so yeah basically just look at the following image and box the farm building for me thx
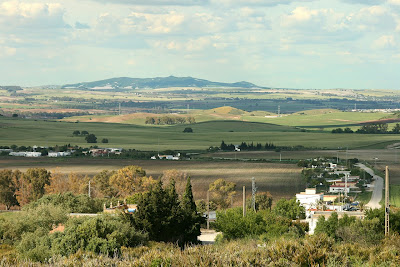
[48,151,71,157]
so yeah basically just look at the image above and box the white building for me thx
[329,185,350,193]
[48,152,71,157]
[296,188,323,213]
[9,151,41,157]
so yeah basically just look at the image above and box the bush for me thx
[24,192,103,213]
[183,127,193,133]
[214,208,266,240]
[51,215,147,257]
[101,138,109,143]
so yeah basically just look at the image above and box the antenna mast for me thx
[251,177,257,211]
[385,166,390,236]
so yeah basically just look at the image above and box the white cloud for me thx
[0,46,17,57]
[372,35,397,49]
[389,0,400,4]
[90,0,208,6]
[0,1,68,31]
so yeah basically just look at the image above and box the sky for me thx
[0,0,400,89]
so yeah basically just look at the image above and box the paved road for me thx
[356,163,383,209]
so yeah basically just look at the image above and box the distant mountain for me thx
[62,76,265,89]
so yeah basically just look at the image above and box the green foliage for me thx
[93,170,117,197]
[85,134,97,143]
[215,208,266,240]
[72,130,80,136]
[0,170,20,210]
[183,127,193,133]
[133,179,204,245]
[101,138,109,143]
[0,204,68,245]
[246,192,273,211]
[209,178,236,209]
[24,192,103,213]
[273,198,305,220]
[50,215,147,257]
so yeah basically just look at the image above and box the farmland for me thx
[2,116,400,151]
[0,157,304,203]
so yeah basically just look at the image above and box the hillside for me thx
[62,76,264,90]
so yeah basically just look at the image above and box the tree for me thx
[81,131,89,135]
[253,192,273,211]
[12,114,18,118]
[16,168,51,206]
[133,179,204,245]
[72,130,80,136]
[93,170,117,197]
[0,170,20,210]
[160,169,188,196]
[273,198,305,220]
[109,166,154,198]
[209,179,236,209]
[392,123,400,134]
[45,168,70,195]
[183,127,193,133]
[101,138,109,143]
[85,134,97,143]
[180,177,205,243]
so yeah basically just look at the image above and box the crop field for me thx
[63,107,391,130]
[0,157,304,204]
[2,117,400,151]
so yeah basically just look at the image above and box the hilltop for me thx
[62,76,264,90]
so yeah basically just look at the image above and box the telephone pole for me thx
[251,177,257,211]
[243,186,246,217]
[385,166,390,236]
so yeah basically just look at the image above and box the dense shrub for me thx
[24,192,103,213]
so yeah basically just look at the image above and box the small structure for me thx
[296,188,323,212]
[9,151,42,157]
[48,151,71,157]
[103,202,137,214]
[329,185,350,193]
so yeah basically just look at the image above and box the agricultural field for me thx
[0,157,304,204]
[2,116,400,150]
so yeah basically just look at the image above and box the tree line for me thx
[145,116,195,125]
[332,123,400,134]
[219,141,276,151]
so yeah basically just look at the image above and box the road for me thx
[356,163,383,209]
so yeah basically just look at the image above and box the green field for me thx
[2,116,400,150]
[390,185,400,207]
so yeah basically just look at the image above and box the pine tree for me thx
[180,177,205,244]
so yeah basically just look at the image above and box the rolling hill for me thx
[62,76,264,90]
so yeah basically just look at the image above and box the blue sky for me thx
[0,0,399,89]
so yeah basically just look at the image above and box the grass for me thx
[0,157,304,203]
[2,117,400,151]
[354,191,372,204]
[390,185,400,207]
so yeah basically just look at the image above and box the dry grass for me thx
[0,158,304,204]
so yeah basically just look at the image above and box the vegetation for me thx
[145,116,195,125]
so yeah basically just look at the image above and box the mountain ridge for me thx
[62,76,266,89]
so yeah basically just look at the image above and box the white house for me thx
[48,152,71,157]
[296,188,323,213]
[9,151,41,157]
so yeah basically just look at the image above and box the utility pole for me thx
[385,166,390,236]
[118,103,121,115]
[187,104,189,115]
[88,180,91,198]
[251,177,257,211]
[207,190,210,230]
[344,174,348,198]
[243,186,246,217]
[278,105,281,117]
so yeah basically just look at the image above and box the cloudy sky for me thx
[1,0,400,89]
